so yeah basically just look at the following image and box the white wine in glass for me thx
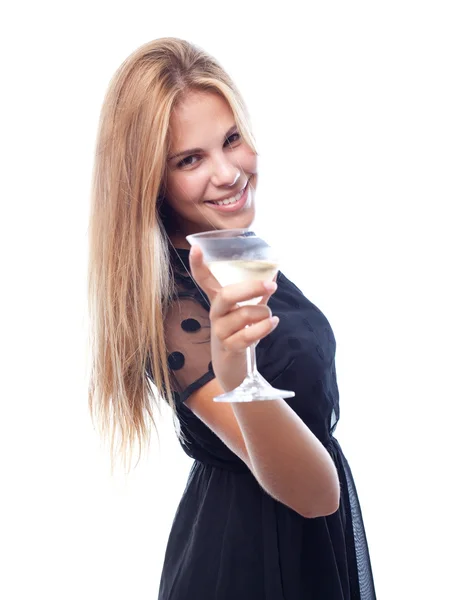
[207,259,279,305]
[186,229,295,403]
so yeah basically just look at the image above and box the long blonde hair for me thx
[87,38,257,472]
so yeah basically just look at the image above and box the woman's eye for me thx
[225,133,241,147]
[176,134,241,168]
[177,155,200,169]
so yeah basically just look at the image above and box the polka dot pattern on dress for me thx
[181,318,202,332]
[168,351,185,371]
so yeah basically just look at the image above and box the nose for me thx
[210,154,241,188]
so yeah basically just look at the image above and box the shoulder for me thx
[276,270,304,296]
[165,294,211,341]
[168,248,211,312]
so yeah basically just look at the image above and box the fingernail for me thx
[264,281,277,292]
[270,316,279,327]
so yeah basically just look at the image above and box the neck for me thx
[169,231,190,250]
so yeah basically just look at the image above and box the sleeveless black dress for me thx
[156,247,377,599]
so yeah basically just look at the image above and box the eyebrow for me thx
[167,125,238,162]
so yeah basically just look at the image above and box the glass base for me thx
[214,373,295,403]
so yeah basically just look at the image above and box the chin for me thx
[219,210,255,231]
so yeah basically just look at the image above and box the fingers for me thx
[258,289,273,306]
[188,245,221,301]
[258,271,278,306]
[213,304,272,340]
[219,315,280,352]
[211,280,278,319]
[189,245,278,309]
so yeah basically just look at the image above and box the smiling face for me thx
[163,90,258,248]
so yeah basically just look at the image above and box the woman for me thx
[88,37,377,599]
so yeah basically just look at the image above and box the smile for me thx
[205,179,251,213]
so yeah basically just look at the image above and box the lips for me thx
[207,178,249,205]
[205,179,250,213]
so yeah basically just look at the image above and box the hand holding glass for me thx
[186,229,295,403]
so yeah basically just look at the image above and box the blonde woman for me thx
[88,38,376,599]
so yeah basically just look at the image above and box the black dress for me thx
[156,247,377,600]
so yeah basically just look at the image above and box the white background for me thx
[1,1,465,598]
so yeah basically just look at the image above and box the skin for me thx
[161,91,341,517]
[163,88,275,376]
[164,90,258,249]
[187,246,340,519]
[189,245,277,390]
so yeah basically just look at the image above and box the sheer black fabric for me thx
[156,247,376,599]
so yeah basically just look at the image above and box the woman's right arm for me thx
[186,247,340,519]
[187,380,340,519]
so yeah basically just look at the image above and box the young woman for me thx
[88,37,377,599]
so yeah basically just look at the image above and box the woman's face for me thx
[163,90,258,248]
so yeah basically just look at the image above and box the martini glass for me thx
[186,229,295,403]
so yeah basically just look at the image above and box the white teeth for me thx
[212,185,245,206]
